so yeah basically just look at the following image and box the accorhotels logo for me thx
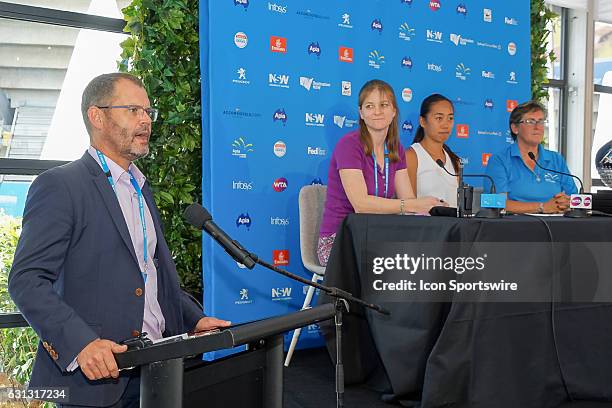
[270,36,287,53]
[339,46,354,63]
[505,17,518,26]
[368,50,385,69]
[401,57,413,69]
[271,216,289,226]
[507,99,518,112]
[305,113,325,127]
[273,177,288,192]
[429,0,441,11]
[371,19,383,33]
[456,124,469,138]
[234,0,249,10]
[268,2,287,13]
[273,250,290,266]
[236,213,252,229]
[426,30,443,43]
[427,63,442,73]
[232,180,253,190]
[273,108,287,125]
[234,32,248,48]
[456,4,467,16]
[271,286,292,300]
[269,73,290,88]
[456,63,471,80]
[308,42,321,57]
[307,146,327,156]
[482,70,495,79]
[232,137,254,158]
[399,23,416,41]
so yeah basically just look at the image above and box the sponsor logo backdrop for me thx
[199,0,530,356]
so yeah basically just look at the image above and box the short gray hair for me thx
[81,73,144,135]
[509,100,545,140]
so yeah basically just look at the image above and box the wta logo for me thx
[308,42,321,57]
[273,177,288,192]
[429,0,441,11]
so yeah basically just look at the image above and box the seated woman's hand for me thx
[413,196,446,214]
[544,192,570,213]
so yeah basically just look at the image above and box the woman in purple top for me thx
[317,80,442,266]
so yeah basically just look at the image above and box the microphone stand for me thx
[236,244,389,408]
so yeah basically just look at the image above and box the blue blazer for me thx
[8,152,203,406]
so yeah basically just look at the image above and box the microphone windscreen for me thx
[429,206,457,217]
[528,152,536,161]
[183,203,212,228]
[435,159,444,168]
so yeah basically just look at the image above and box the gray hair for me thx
[81,73,144,136]
[509,100,546,140]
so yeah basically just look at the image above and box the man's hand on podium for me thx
[192,317,231,333]
[77,339,128,380]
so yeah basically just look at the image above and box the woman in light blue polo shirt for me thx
[485,101,577,214]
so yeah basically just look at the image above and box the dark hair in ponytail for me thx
[413,93,461,172]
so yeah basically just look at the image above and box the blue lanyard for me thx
[96,150,148,283]
[372,145,389,198]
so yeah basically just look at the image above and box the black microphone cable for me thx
[435,159,497,193]
[527,151,584,193]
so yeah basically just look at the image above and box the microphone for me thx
[527,151,591,217]
[183,203,256,269]
[435,159,497,193]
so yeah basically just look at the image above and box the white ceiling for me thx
[546,0,612,24]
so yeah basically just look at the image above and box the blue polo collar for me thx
[510,143,552,165]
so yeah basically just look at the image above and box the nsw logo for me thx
[270,36,287,53]
[426,29,443,43]
[273,177,288,192]
[308,42,321,58]
[429,0,441,11]
[273,108,287,125]
[456,124,469,138]
[401,57,413,69]
[234,32,248,48]
[232,137,254,158]
[456,3,467,16]
[456,63,471,80]
[484,99,494,110]
[305,112,325,127]
[339,46,354,63]
[338,13,353,28]
[271,286,292,300]
[269,73,290,88]
[234,0,249,10]
[368,50,385,69]
[371,19,383,33]
[272,250,290,266]
[402,120,414,134]
[399,23,416,41]
[236,213,252,229]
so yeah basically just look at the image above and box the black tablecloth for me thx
[319,214,612,408]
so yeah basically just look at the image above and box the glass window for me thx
[546,6,562,80]
[543,87,561,152]
[594,21,612,85]
[1,0,132,18]
[0,17,128,162]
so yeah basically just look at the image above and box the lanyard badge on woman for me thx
[96,150,149,283]
[372,144,389,198]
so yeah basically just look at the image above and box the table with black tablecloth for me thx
[319,214,612,408]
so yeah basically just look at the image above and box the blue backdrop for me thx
[199,0,531,355]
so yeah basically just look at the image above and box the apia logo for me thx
[232,180,253,190]
[234,32,248,48]
[505,16,518,25]
[456,63,471,80]
[371,19,383,33]
[232,137,254,158]
[269,73,290,88]
[308,42,321,57]
[483,8,492,22]
[311,178,323,185]
[307,146,327,156]
[273,108,287,125]
[484,99,494,110]
[274,140,286,157]
[270,36,287,53]
[338,46,354,63]
[273,177,288,192]
[368,50,385,69]
[234,0,249,10]
[402,88,413,102]
[342,81,352,96]
[456,124,469,138]
[506,99,518,112]
[427,63,442,73]
[456,3,467,16]
[272,250,290,266]
[481,70,495,79]
[338,12,353,28]
[399,22,416,41]
[426,29,443,43]
[236,213,252,229]
[232,67,250,85]
[401,56,413,69]
[305,112,325,127]
[402,120,414,134]
[271,216,290,226]
[429,0,441,11]
[507,42,517,56]
[271,286,292,300]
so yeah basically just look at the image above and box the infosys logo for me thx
[271,216,289,226]
[401,57,413,69]
[268,2,287,13]
[273,108,287,125]
[232,180,253,190]
[427,63,442,73]
[273,177,288,192]
[308,42,321,57]
[429,0,441,11]
[371,19,383,33]
[236,213,252,229]
[234,0,249,10]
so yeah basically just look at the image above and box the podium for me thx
[115,303,336,408]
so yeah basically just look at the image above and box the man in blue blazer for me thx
[8,73,229,407]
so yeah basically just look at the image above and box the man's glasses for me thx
[96,105,159,122]
[518,119,548,127]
